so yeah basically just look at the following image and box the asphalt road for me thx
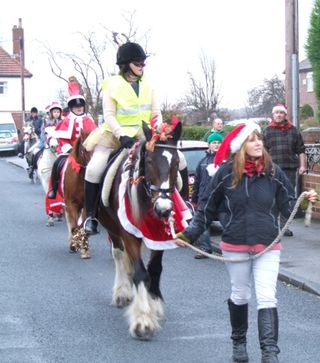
[1,157,320,363]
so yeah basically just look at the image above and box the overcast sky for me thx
[0,0,315,112]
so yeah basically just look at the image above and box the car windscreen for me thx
[181,149,206,175]
[0,124,16,132]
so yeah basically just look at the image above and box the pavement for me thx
[5,156,320,297]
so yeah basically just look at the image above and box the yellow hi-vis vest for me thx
[103,75,152,136]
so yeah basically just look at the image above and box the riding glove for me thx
[119,136,135,149]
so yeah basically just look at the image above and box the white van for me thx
[0,112,19,154]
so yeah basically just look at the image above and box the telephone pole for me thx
[285,0,299,127]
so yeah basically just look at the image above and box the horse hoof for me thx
[46,222,54,227]
[134,324,153,341]
[80,251,91,259]
[69,246,78,253]
[115,296,132,308]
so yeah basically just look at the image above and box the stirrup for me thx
[84,217,99,235]
[48,190,57,199]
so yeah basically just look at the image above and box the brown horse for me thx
[98,120,185,340]
[63,130,92,259]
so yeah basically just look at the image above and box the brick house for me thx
[0,19,32,136]
[299,58,317,116]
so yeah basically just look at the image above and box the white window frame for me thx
[306,72,313,92]
[0,81,8,95]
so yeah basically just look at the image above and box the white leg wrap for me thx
[112,246,133,307]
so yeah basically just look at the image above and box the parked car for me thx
[0,130,19,155]
[0,113,19,155]
[178,140,208,201]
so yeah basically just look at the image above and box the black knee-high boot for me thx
[84,180,100,235]
[48,158,60,199]
[228,299,249,362]
[258,308,280,363]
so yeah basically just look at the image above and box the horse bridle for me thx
[142,143,178,199]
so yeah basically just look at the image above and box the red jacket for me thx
[54,112,96,154]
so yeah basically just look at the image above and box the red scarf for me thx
[269,119,292,130]
[244,159,264,177]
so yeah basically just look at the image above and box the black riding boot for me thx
[84,180,100,235]
[228,299,249,362]
[48,159,60,199]
[258,308,280,363]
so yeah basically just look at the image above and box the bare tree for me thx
[183,51,220,124]
[247,75,285,117]
[43,10,151,123]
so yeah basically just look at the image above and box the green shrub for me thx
[300,104,314,120]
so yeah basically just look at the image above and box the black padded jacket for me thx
[183,161,296,246]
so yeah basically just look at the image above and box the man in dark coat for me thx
[263,104,306,237]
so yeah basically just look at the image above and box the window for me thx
[306,72,314,92]
[0,82,8,95]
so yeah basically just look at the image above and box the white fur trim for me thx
[272,105,287,114]
[61,144,72,153]
[117,171,178,250]
[230,122,261,153]
[206,163,219,176]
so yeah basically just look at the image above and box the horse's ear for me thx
[142,121,152,141]
[172,122,182,142]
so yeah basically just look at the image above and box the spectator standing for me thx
[176,122,317,363]
[263,104,306,237]
[191,132,224,258]
[203,118,227,141]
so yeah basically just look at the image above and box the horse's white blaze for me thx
[160,150,172,190]
[156,197,173,211]
[126,282,163,337]
[112,246,133,306]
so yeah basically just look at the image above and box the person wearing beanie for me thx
[175,122,317,363]
[191,132,224,259]
[202,118,227,142]
[263,104,306,237]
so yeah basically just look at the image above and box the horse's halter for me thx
[142,143,178,218]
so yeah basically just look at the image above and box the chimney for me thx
[12,18,24,62]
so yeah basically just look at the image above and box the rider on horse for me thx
[82,41,188,236]
[83,42,189,235]
[27,102,63,179]
[47,80,96,199]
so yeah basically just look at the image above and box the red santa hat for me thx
[272,104,287,114]
[207,121,261,176]
[48,101,62,112]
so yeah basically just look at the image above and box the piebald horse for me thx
[98,119,187,340]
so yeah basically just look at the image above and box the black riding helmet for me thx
[116,42,147,65]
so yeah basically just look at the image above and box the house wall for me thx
[0,77,24,111]
[299,71,317,114]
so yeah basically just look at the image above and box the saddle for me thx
[101,148,128,207]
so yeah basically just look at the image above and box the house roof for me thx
[0,47,32,78]
[299,58,312,72]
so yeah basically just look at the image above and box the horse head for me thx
[44,126,58,153]
[70,129,92,167]
[129,119,182,221]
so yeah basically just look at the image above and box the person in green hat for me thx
[191,131,224,258]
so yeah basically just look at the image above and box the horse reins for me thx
[169,192,312,262]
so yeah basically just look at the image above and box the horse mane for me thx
[70,131,91,164]
[126,140,150,225]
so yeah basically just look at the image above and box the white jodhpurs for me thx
[85,144,115,183]
[222,250,280,310]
